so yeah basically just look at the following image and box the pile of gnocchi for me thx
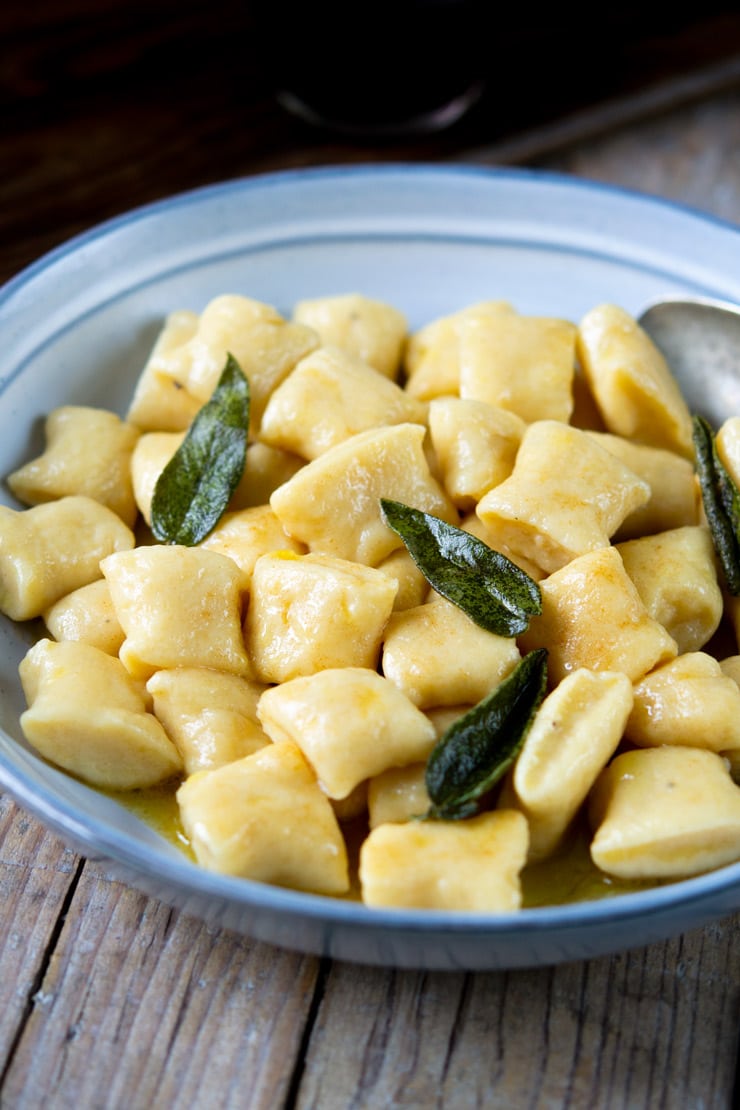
[3,290,740,913]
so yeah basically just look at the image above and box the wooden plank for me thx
[536,91,740,224]
[1,860,321,1110]
[3,798,740,1110]
[0,796,81,1072]
[294,919,740,1108]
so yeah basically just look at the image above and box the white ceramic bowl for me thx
[3,165,740,970]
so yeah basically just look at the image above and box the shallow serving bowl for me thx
[2,165,740,970]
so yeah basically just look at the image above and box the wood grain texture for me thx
[2,826,739,1110]
[294,921,740,1108]
[0,798,82,1075]
[1,856,321,1109]
[538,90,740,226]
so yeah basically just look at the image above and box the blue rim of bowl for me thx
[4,162,740,307]
[2,162,740,938]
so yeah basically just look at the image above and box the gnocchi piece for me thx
[569,362,607,432]
[427,397,525,509]
[616,526,723,653]
[101,545,251,681]
[200,505,306,592]
[331,780,369,823]
[587,432,700,539]
[375,548,429,611]
[716,416,740,486]
[244,551,397,683]
[19,639,182,789]
[176,741,349,893]
[458,311,576,424]
[292,293,408,378]
[519,546,677,684]
[257,667,437,799]
[368,704,472,829]
[719,657,740,782]
[626,652,740,751]
[359,810,529,910]
[720,654,740,688]
[43,579,125,656]
[367,763,430,828]
[259,344,427,459]
[461,512,545,582]
[7,406,141,527]
[0,496,135,621]
[576,303,694,458]
[229,443,305,510]
[476,420,650,574]
[127,310,202,432]
[146,667,270,774]
[424,704,472,736]
[131,433,303,527]
[404,301,515,400]
[269,423,457,566]
[512,669,633,861]
[381,595,520,709]
[145,294,319,432]
[130,431,184,525]
[589,746,740,879]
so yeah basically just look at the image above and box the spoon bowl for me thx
[638,295,740,426]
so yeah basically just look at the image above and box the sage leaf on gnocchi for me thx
[151,354,250,546]
[379,498,542,636]
[425,648,548,821]
[693,414,740,595]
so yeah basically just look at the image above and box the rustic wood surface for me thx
[3,5,740,1107]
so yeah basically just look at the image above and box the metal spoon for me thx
[638,294,740,426]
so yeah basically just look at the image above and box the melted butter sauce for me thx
[519,816,661,907]
[104,780,195,861]
[106,785,662,907]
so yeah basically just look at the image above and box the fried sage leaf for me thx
[379,498,541,636]
[425,648,548,821]
[151,354,250,546]
[693,414,740,595]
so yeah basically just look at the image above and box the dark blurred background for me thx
[3,1,740,283]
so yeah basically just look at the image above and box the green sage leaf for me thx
[379,498,541,636]
[424,648,548,821]
[693,414,740,595]
[151,354,250,546]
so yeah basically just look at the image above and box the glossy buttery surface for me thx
[2,165,740,969]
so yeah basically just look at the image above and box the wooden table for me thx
[3,5,740,1106]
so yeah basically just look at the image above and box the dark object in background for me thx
[259,3,740,139]
[265,0,489,137]
[2,1,740,283]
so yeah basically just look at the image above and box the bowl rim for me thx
[4,748,740,936]
[5,162,740,303]
[3,161,740,942]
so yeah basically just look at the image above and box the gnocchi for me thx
[4,290,740,914]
